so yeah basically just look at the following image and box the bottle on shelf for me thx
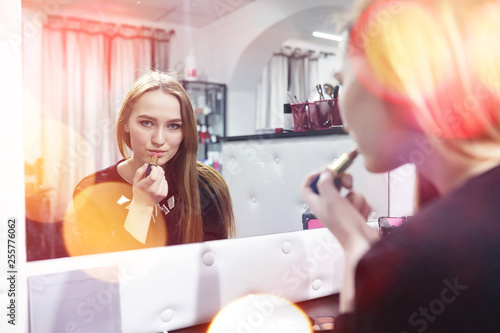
[200,124,209,144]
[184,48,197,81]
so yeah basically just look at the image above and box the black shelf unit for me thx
[181,80,226,172]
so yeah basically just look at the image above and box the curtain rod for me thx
[274,46,335,58]
[44,15,175,40]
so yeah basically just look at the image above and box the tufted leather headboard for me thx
[222,134,395,238]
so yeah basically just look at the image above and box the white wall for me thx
[22,0,349,137]
[1,1,28,332]
[197,0,349,135]
[22,8,44,164]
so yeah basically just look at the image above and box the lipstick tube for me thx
[309,148,358,194]
[145,156,158,177]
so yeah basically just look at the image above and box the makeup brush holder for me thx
[311,99,342,129]
[291,99,342,132]
[290,102,311,131]
[378,216,410,237]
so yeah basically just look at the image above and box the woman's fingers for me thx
[146,166,168,196]
[338,173,353,189]
[301,168,370,220]
[151,167,168,195]
[133,163,149,185]
[303,169,341,195]
[316,169,341,197]
[133,164,168,203]
[301,170,372,232]
[147,163,162,180]
[302,169,354,197]
[345,191,372,220]
[301,171,321,193]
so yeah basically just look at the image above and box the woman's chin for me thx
[364,158,400,174]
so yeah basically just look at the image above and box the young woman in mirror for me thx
[70,71,234,256]
[302,0,500,331]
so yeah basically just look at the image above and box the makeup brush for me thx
[145,156,158,177]
[323,83,334,98]
[333,85,340,99]
[309,148,358,194]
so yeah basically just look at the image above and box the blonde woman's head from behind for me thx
[341,0,500,163]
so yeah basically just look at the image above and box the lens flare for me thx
[467,2,500,93]
[64,181,167,257]
[463,1,500,137]
[349,0,451,105]
[208,294,312,333]
[348,0,500,139]
[24,118,96,223]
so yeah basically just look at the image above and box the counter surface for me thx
[223,127,347,142]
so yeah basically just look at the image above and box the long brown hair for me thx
[197,162,235,238]
[116,71,234,243]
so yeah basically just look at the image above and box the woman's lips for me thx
[149,150,165,157]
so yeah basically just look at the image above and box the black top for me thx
[335,164,500,332]
[69,160,227,256]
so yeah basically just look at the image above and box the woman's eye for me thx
[168,123,182,130]
[140,121,153,127]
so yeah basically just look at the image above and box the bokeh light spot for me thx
[468,1,500,94]
[349,1,451,105]
[24,118,96,223]
[208,294,312,333]
[64,181,167,257]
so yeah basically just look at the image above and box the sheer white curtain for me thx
[255,54,289,130]
[255,49,320,131]
[289,51,319,103]
[40,16,173,222]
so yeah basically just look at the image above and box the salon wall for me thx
[195,0,348,136]
[22,0,348,142]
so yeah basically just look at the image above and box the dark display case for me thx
[181,80,226,172]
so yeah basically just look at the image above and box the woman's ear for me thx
[124,123,130,133]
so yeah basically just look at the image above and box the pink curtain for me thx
[39,16,174,223]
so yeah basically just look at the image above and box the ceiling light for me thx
[312,31,343,42]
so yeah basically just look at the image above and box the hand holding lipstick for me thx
[301,164,379,313]
[132,158,169,205]
[145,155,158,177]
[309,149,358,193]
[301,150,379,260]
[124,158,169,244]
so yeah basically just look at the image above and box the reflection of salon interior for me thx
[13,0,417,332]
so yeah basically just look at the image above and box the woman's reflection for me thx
[66,72,235,256]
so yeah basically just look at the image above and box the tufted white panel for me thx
[389,163,416,217]
[222,135,390,238]
[26,228,344,332]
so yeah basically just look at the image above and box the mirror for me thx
[22,0,385,261]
